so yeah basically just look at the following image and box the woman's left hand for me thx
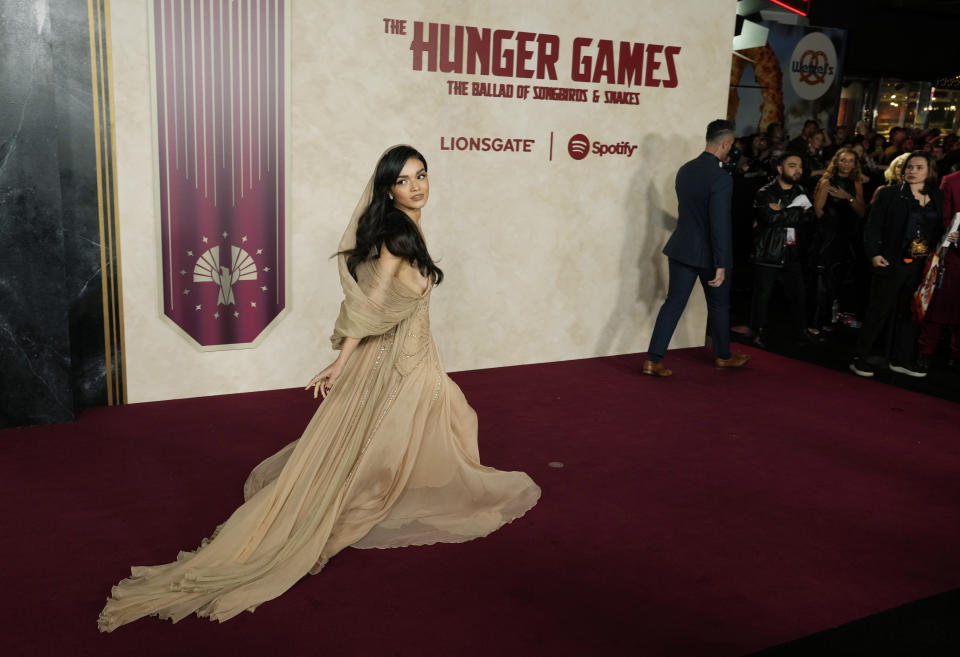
[949,230,960,245]
[306,361,344,399]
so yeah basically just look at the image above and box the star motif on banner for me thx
[202,236,209,243]
[183,289,190,295]
[256,248,263,255]
[250,301,257,308]
[180,269,186,275]
[195,304,202,311]
[264,266,270,272]
[233,310,240,318]
[261,285,268,291]
[222,231,228,239]
[242,235,248,243]
[187,250,193,256]
[214,311,220,319]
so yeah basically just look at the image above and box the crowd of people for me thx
[727,119,960,379]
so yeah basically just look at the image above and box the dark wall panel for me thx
[0,2,74,427]
[1,0,110,428]
[53,0,109,409]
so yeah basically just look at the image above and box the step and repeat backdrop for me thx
[111,0,736,403]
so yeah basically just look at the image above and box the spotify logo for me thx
[567,134,590,160]
[566,133,638,160]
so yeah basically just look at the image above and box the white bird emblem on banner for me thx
[193,245,258,306]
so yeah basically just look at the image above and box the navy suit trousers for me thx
[647,258,731,362]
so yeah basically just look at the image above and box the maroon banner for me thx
[154,0,285,347]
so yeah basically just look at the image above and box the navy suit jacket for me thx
[663,152,733,270]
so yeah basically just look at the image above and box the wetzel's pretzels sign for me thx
[727,22,846,136]
[788,32,838,100]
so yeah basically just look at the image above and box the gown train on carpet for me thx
[98,259,540,631]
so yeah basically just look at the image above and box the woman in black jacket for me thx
[850,151,945,378]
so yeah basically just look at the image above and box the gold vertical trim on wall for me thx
[88,0,126,405]
[87,0,111,405]
[104,0,128,404]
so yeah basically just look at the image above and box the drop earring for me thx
[388,193,394,200]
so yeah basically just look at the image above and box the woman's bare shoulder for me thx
[377,244,405,277]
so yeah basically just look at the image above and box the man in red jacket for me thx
[917,170,960,371]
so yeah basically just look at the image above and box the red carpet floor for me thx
[2,346,959,656]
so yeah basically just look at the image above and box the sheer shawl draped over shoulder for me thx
[97,164,541,633]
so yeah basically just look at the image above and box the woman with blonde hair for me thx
[870,152,911,203]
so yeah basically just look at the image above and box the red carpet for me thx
[2,346,959,656]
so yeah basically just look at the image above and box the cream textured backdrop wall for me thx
[112,0,737,403]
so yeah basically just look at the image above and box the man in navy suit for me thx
[643,119,750,376]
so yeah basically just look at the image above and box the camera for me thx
[721,146,742,173]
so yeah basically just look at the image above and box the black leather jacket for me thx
[751,179,814,267]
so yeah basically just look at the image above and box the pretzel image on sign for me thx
[797,50,829,85]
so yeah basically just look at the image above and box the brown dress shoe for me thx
[642,360,673,377]
[714,353,751,369]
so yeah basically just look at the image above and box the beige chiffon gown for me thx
[98,246,541,632]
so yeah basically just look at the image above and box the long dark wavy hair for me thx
[339,145,443,285]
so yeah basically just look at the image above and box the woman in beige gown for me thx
[98,145,541,632]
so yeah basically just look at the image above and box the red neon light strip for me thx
[767,0,809,17]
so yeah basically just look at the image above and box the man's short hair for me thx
[706,119,735,144]
[776,151,803,168]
